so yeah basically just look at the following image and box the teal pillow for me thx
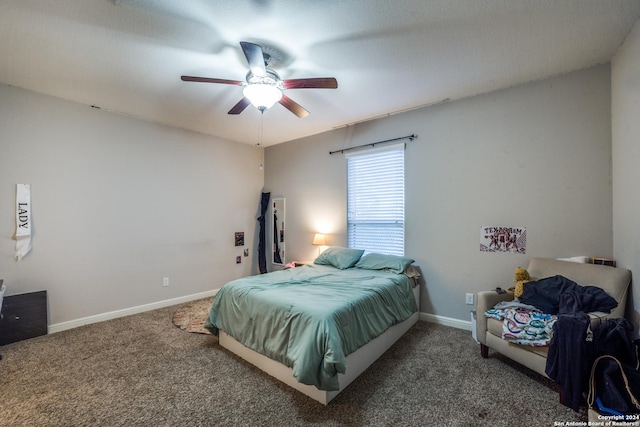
[355,253,414,274]
[314,247,364,270]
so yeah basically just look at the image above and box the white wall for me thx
[0,84,264,326]
[265,64,614,321]
[612,20,640,328]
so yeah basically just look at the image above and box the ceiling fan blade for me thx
[279,95,309,118]
[282,77,338,90]
[240,41,266,77]
[228,97,251,115]
[181,75,244,85]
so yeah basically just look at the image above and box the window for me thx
[346,143,405,256]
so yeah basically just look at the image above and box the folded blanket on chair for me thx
[485,307,557,346]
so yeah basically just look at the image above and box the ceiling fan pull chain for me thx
[259,111,264,147]
[258,112,264,170]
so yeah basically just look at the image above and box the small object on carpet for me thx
[172,297,214,335]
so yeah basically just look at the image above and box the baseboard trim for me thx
[48,289,219,334]
[420,312,472,331]
[49,295,471,335]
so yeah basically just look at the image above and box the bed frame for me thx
[219,284,420,405]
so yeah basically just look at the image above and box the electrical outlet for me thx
[465,293,474,305]
[163,277,169,287]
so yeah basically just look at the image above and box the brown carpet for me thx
[0,299,587,426]
[172,297,214,335]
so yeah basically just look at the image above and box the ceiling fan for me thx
[181,41,338,118]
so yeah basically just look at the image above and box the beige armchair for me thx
[476,258,632,380]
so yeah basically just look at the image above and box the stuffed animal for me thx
[510,267,531,298]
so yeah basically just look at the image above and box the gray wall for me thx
[265,64,614,322]
[0,84,264,326]
[0,58,623,330]
[612,20,640,328]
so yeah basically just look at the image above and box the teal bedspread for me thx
[205,264,417,391]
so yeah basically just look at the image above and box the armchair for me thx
[476,258,632,380]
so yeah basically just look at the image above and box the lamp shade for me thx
[243,84,282,111]
[312,233,327,246]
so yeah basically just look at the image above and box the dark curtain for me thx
[257,192,270,274]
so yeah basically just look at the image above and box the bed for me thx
[205,248,420,404]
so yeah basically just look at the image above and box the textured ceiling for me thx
[0,0,639,146]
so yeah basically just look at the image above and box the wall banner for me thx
[15,183,32,261]
[480,226,526,254]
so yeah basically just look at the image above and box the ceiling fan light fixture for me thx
[243,84,282,111]
[181,42,336,118]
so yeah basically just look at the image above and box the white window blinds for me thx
[346,143,405,256]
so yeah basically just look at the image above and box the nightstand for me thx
[0,290,47,346]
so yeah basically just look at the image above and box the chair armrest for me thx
[475,290,514,346]
[588,311,624,330]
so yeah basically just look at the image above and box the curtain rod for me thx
[329,134,417,155]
